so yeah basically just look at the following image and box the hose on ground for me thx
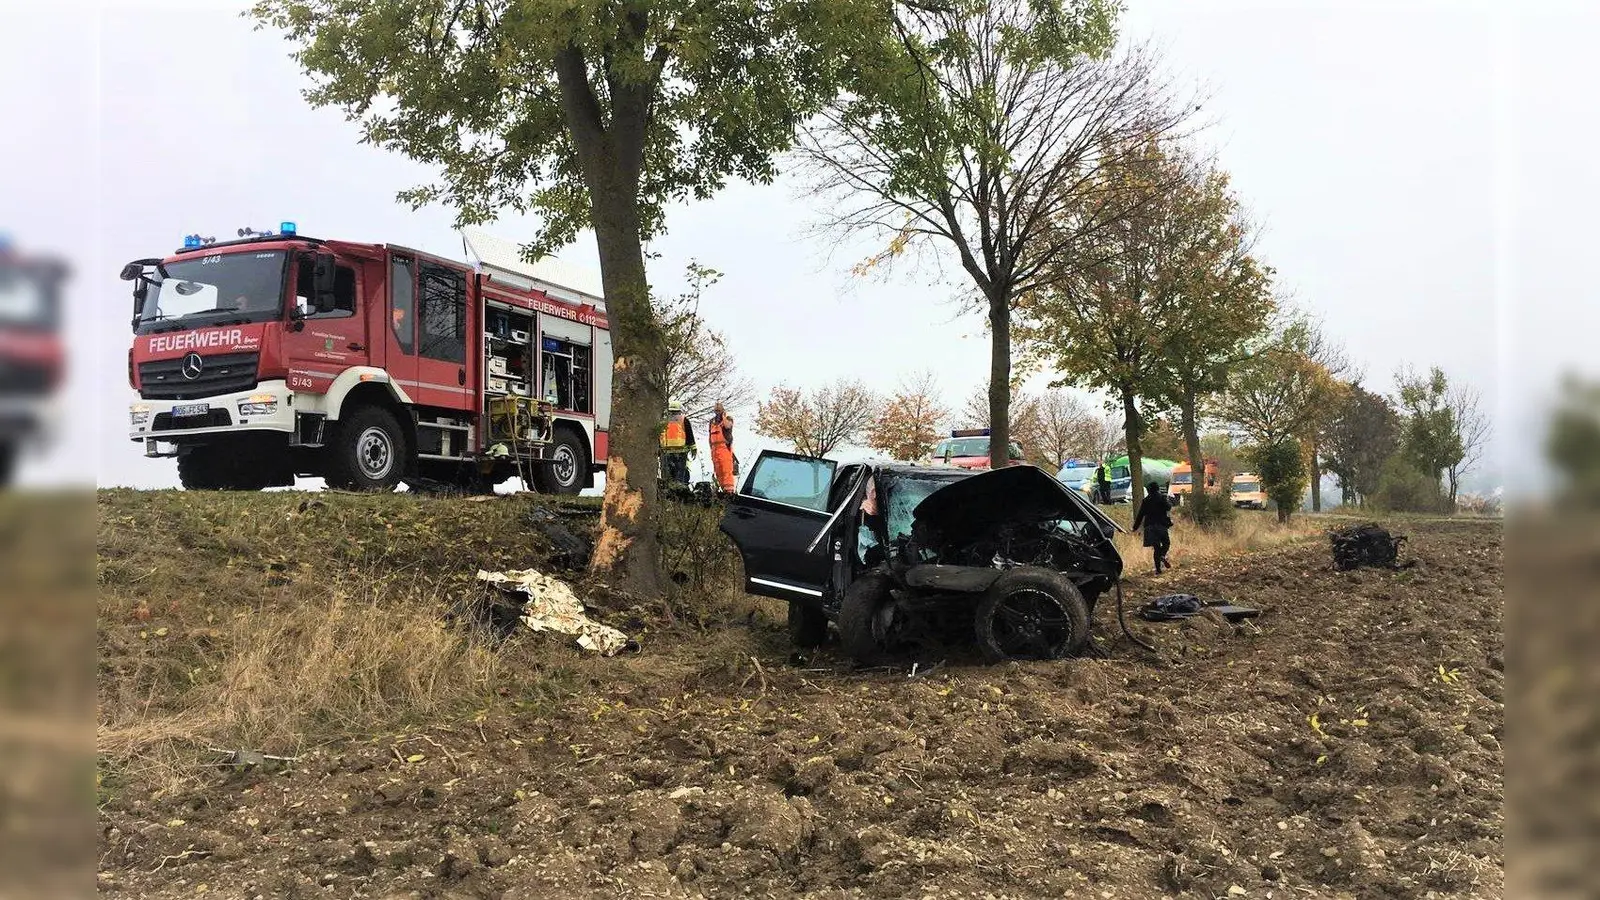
[1115,579,1157,654]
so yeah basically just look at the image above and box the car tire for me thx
[787,600,829,649]
[837,572,895,666]
[534,426,587,495]
[974,567,1090,663]
[325,406,407,492]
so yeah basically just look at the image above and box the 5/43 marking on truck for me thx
[289,374,316,389]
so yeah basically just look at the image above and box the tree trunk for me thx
[1277,502,1290,524]
[987,292,1010,471]
[586,186,667,600]
[1121,387,1144,520]
[1309,435,1322,512]
[1179,389,1204,511]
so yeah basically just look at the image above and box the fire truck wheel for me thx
[326,406,407,492]
[535,427,587,495]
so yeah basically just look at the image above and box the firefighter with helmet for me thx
[660,398,696,486]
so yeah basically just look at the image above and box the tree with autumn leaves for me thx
[254,0,893,599]
[865,372,948,462]
[799,0,1195,473]
[1018,140,1276,518]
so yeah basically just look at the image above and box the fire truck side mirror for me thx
[119,262,144,281]
[312,253,338,314]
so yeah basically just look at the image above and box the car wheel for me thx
[837,572,895,666]
[974,567,1090,663]
[787,600,828,649]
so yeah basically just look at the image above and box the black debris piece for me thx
[1140,593,1203,619]
[523,505,593,571]
[1137,594,1261,623]
[1329,522,1414,571]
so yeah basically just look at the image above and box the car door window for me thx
[747,454,836,511]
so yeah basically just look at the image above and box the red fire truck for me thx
[122,224,612,493]
[0,237,66,487]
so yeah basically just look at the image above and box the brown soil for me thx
[98,506,1502,899]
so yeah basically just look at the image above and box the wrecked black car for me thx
[720,451,1124,664]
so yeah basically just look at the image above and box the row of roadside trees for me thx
[750,373,1124,466]
[254,0,1488,596]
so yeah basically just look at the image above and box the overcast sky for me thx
[3,0,1593,494]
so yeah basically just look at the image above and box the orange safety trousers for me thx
[708,415,735,491]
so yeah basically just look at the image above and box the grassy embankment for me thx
[96,489,1334,794]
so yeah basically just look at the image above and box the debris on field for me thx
[476,569,632,656]
[206,748,297,772]
[1138,594,1260,623]
[1329,523,1415,570]
[522,506,594,571]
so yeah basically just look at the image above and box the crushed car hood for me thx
[912,464,1122,546]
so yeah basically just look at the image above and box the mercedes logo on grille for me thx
[181,353,204,380]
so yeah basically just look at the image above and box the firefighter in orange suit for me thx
[660,399,695,486]
[709,402,736,493]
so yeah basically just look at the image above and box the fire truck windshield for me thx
[137,251,286,332]
[0,266,57,329]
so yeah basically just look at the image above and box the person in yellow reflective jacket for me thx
[660,399,696,486]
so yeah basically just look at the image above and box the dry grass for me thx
[98,579,505,764]
[1110,508,1327,572]
[95,489,758,795]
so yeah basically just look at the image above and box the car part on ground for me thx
[1136,593,1261,623]
[1329,522,1416,571]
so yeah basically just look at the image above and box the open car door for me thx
[719,450,842,603]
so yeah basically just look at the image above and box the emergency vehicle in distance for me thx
[122,224,611,493]
[928,428,1025,471]
[1232,472,1268,509]
[0,237,66,486]
[1168,457,1220,506]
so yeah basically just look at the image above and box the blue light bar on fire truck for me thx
[280,221,297,235]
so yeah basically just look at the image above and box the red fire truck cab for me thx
[0,238,67,487]
[122,224,611,493]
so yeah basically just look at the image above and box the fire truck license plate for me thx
[172,403,210,418]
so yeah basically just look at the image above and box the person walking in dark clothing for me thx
[1094,464,1111,504]
[1132,481,1173,574]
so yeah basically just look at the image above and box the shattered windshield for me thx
[857,469,969,562]
[137,251,287,332]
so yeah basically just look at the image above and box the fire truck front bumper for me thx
[129,380,296,457]
[0,394,60,448]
